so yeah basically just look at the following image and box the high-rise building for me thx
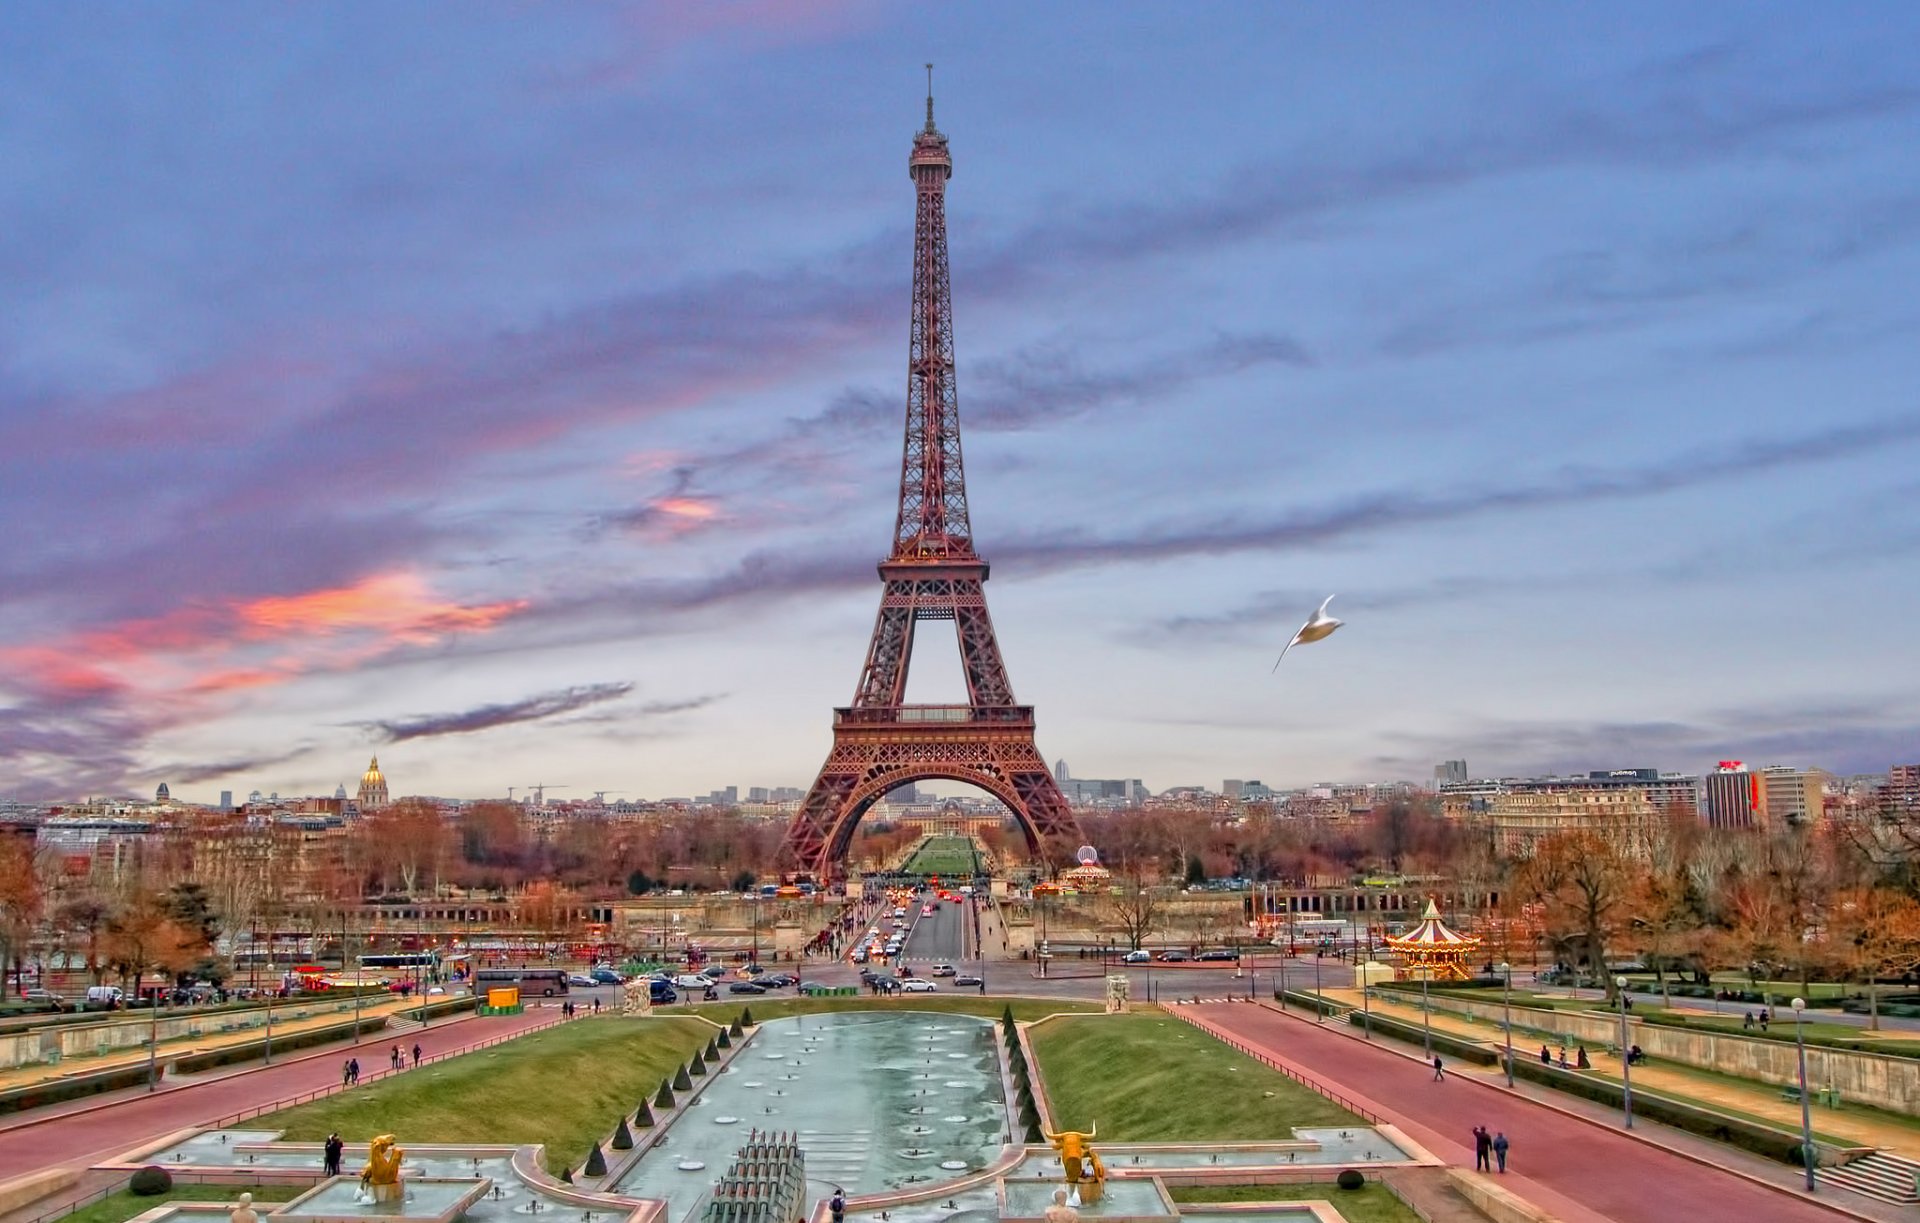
[1887,764,1920,813]
[219,790,233,810]
[1434,760,1469,786]
[1054,760,1070,781]
[1704,762,1758,830]
[1758,766,1825,826]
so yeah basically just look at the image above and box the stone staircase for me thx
[385,1015,423,1035]
[1822,1151,1920,1204]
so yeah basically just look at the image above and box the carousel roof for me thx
[1385,899,1478,949]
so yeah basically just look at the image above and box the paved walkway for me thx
[1322,988,1920,1159]
[1189,1001,1864,1223]
[0,1005,560,1186]
[0,997,419,1095]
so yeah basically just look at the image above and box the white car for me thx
[932,963,957,976]
[1123,950,1152,963]
[901,978,938,992]
[674,974,714,989]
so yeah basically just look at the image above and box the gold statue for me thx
[358,1134,405,1205]
[1043,1123,1106,1205]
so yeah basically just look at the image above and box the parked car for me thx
[727,981,767,995]
[931,963,957,976]
[798,982,837,996]
[902,979,938,993]
[19,989,67,1012]
[953,975,983,988]
[566,973,598,988]
[590,967,624,985]
[1158,951,1189,962]
[761,974,797,988]
[1197,949,1239,962]
[674,974,715,989]
[1122,950,1152,963]
[648,980,679,1004]
[85,985,124,1008]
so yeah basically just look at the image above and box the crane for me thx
[527,784,568,806]
[592,790,625,804]
[506,787,517,802]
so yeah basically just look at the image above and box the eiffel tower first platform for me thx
[781,80,1083,882]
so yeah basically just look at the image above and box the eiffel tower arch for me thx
[782,80,1082,881]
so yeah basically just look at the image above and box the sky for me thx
[3,4,1919,805]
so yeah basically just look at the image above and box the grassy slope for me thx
[258,1017,711,1171]
[1029,1012,1358,1140]
[1169,1183,1420,1223]
[901,836,982,876]
[66,1185,303,1223]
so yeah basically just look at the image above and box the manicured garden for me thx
[675,996,1099,1024]
[1027,1012,1359,1140]
[258,1016,712,1171]
[1169,1182,1421,1223]
[901,835,985,877]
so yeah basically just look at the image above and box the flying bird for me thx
[1272,595,1344,672]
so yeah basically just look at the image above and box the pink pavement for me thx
[1189,1003,1851,1223]
[0,1007,559,1178]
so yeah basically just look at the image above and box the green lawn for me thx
[901,835,984,877]
[66,1184,303,1223]
[1028,1013,1359,1140]
[1169,1183,1420,1223]
[257,1016,712,1172]
[676,997,1099,1024]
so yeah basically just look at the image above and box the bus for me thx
[473,967,570,998]
[360,951,440,971]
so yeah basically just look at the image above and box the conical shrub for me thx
[673,1065,693,1091]
[559,1168,574,1184]
[688,1055,707,1077]
[1019,1099,1040,1130]
[706,1036,720,1059]
[1023,1121,1044,1144]
[1002,1005,1016,1032]
[583,1143,607,1177]
[655,1080,676,1109]
[612,1117,634,1150]
[729,1018,744,1037]
[635,1100,655,1127]
[717,1029,732,1048]
[739,1007,755,1027]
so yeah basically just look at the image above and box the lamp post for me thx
[146,968,159,1092]
[1617,975,1634,1129]
[1793,997,1816,1191]
[1278,950,1287,1010]
[1498,961,1513,1087]
[1313,951,1324,1023]
[1421,972,1433,1060]
[1360,958,1372,1039]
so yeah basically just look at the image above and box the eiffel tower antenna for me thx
[782,88,1081,882]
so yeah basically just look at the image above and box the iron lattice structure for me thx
[782,87,1081,881]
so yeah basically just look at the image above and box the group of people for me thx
[1472,1125,1511,1173]
[560,998,602,1017]
[1743,1008,1773,1031]
[321,1133,345,1175]
[1539,1044,1591,1070]
[340,1042,424,1087]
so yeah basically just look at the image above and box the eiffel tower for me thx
[781,79,1082,881]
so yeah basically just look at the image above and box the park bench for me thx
[1781,1083,1806,1103]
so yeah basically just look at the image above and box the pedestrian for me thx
[348,1057,360,1085]
[1431,1055,1445,1082]
[830,1189,846,1223]
[391,1045,402,1071]
[1492,1131,1509,1173]
[1539,1045,1551,1065]
[324,1133,344,1176]
[411,1042,422,1068]
[593,997,600,1014]
[978,978,987,996]
[1576,1047,1590,1070]
[1472,1125,1490,1171]
[1556,1046,1568,1069]
[1743,1010,1754,1029]
[342,1059,353,1088]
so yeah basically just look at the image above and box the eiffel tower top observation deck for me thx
[780,77,1081,879]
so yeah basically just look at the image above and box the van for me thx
[86,985,123,1007]
[648,979,678,1005]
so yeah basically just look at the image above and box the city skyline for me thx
[4,5,1919,803]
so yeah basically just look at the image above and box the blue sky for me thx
[3,4,1917,803]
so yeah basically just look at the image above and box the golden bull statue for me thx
[358,1134,405,1205]
[1044,1122,1106,1205]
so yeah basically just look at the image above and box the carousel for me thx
[1384,898,1480,980]
[1061,845,1113,892]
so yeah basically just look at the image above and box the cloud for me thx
[145,748,317,787]
[357,682,639,743]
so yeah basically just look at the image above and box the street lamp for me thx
[1616,975,1634,1129]
[1498,961,1513,1087]
[1278,950,1287,1010]
[1313,951,1324,1023]
[1421,972,1433,1060]
[1360,957,1372,1039]
[1793,997,1816,1191]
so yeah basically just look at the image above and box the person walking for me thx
[830,1189,846,1223]
[1492,1131,1509,1173]
[411,1042,422,1068]
[348,1057,360,1085]
[1472,1126,1491,1172]
[342,1059,353,1088]
[1431,1055,1445,1082]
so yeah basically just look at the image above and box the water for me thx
[614,1012,1009,1214]
[1001,1179,1173,1218]
[280,1178,489,1223]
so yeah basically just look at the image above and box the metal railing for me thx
[1168,1008,1383,1125]
[833,705,1034,725]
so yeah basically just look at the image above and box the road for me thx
[901,894,968,964]
[1192,1002,1848,1223]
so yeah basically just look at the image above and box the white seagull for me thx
[1271,595,1345,672]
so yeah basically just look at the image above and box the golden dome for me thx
[362,755,385,785]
